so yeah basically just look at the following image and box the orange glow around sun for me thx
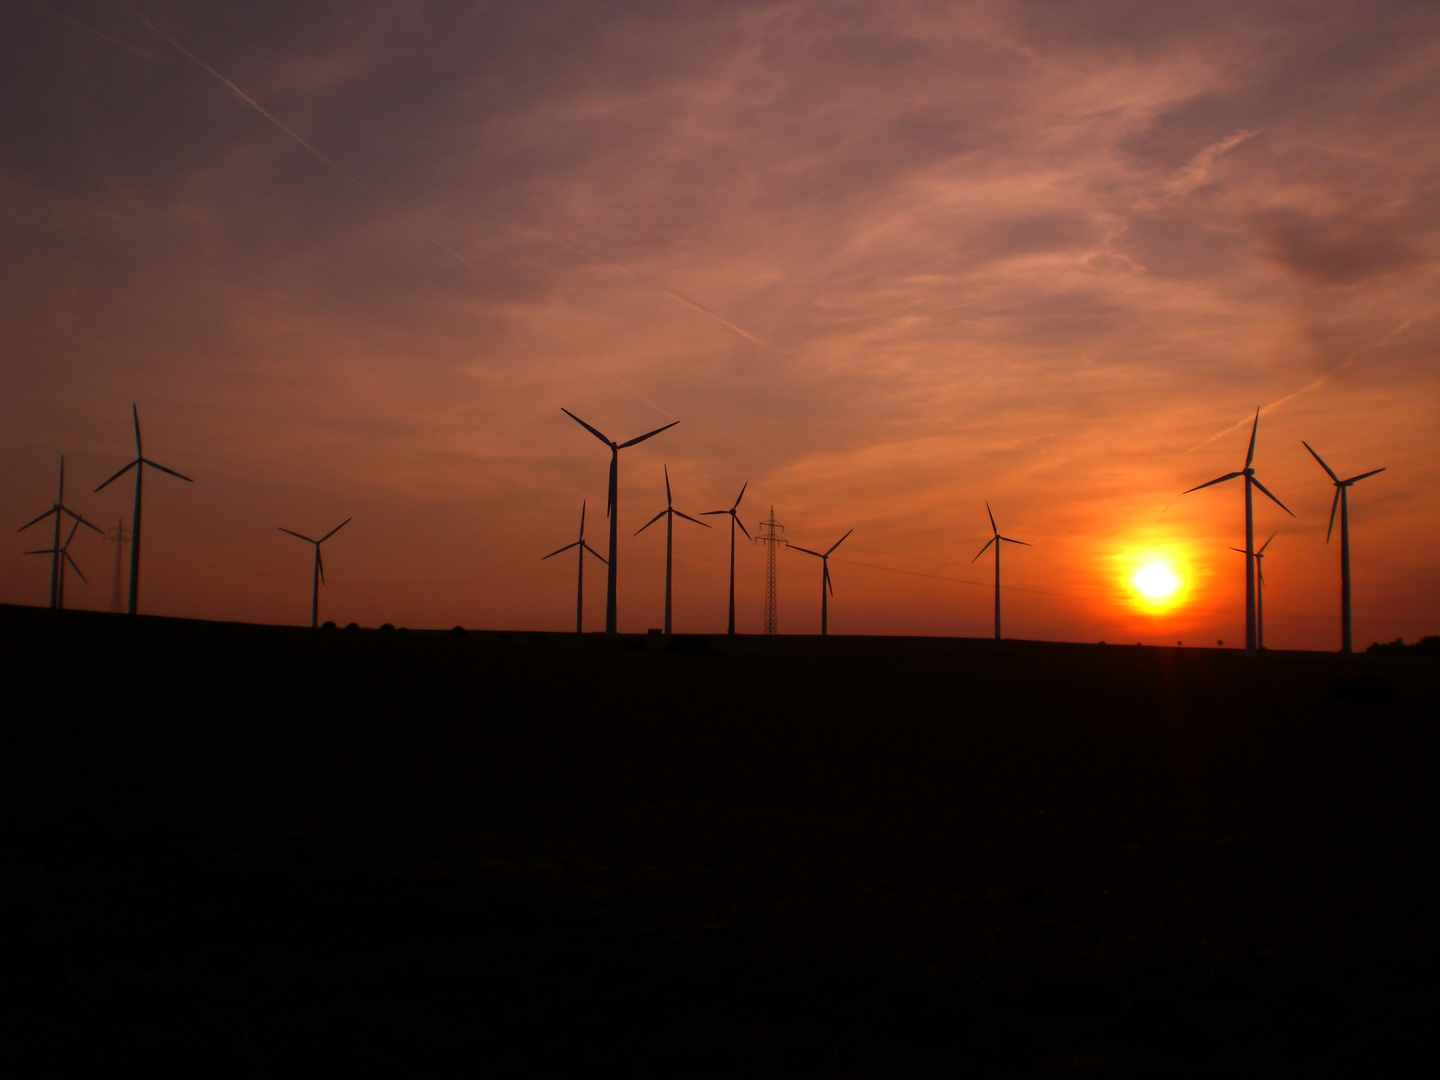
[1120,548,1191,615]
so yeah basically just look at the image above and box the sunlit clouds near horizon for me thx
[2,0,1438,648]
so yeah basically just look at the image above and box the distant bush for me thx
[1367,636,1440,655]
[449,625,467,637]
[379,623,395,633]
[320,620,337,631]
[344,622,359,632]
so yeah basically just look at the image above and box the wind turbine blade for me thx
[789,545,823,558]
[673,510,711,527]
[63,519,82,547]
[999,536,1031,547]
[1327,490,1339,543]
[736,517,752,541]
[583,542,608,564]
[825,563,833,596]
[986,502,997,536]
[1244,408,1259,468]
[664,464,672,507]
[700,509,728,516]
[1344,467,1387,485]
[62,508,105,533]
[579,499,586,538]
[94,459,138,492]
[23,548,57,556]
[617,420,679,448]
[142,459,193,483]
[826,529,853,556]
[561,408,612,446]
[64,551,87,584]
[1258,531,1277,554]
[1302,441,1339,482]
[1229,547,1247,554]
[634,509,668,535]
[1250,476,1294,516]
[1183,472,1242,494]
[543,540,582,560]
[732,481,748,511]
[319,517,351,542]
[132,402,142,454]
[971,537,997,563]
[17,507,58,532]
[318,550,325,585]
[279,527,319,544]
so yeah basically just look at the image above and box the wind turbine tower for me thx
[635,465,709,635]
[702,481,750,635]
[790,529,853,637]
[755,507,785,635]
[18,456,101,609]
[1302,441,1386,655]
[1184,408,1292,656]
[972,502,1030,641]
[279,518,351,628]
[562,409,678,637]
[543,500,607,634]
[94,405,193,615]
[1231,532,1276,651]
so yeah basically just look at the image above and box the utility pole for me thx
[105,516,130,614]
[755,507,785,635]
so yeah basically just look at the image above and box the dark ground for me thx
[3,603,1438,1076]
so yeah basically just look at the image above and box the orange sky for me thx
[3,1,1438,648]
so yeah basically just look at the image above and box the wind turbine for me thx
[562,409,678,637]
[1230,532,1276,651]
[1184,408,1292,655]
[635,465,710,635]
[18,455,101,608]
[543,500,607,634]
[94,405,193,615]
[1302,442,1386,655]
[971,502,1030,641]
[24,518,90,610]
[702,481,751,635]
[278,518,351,628]
[789,529,852,636]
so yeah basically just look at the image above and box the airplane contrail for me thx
[116,0,367,192]
[115,0,475,267]
[523,226,770,348]
[23,0,163,62]
[1195,306,1438,448]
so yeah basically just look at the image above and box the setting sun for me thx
[1120,550,1191,615]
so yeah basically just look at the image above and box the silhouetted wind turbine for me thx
[279,518,351,628]
[1231,532,1276,651]
[562,409,678,637]
[1302,442,1386,655]
[94,405,192,615]
[1184,408,1292,655]
[18,455,101,609]
[971,502,1030,641]
[790,529,852,636]
[543,500,607,634]
[636,465,710,635]
[702,481,751,635]
[24,518,90,610]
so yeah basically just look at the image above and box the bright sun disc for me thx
[1133,563,1180,601]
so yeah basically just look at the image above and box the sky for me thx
[2,0,1438,647]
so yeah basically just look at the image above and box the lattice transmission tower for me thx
[105,517,130,614]
[755,507,785,635]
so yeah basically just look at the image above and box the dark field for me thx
[3,604,1439,1076]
